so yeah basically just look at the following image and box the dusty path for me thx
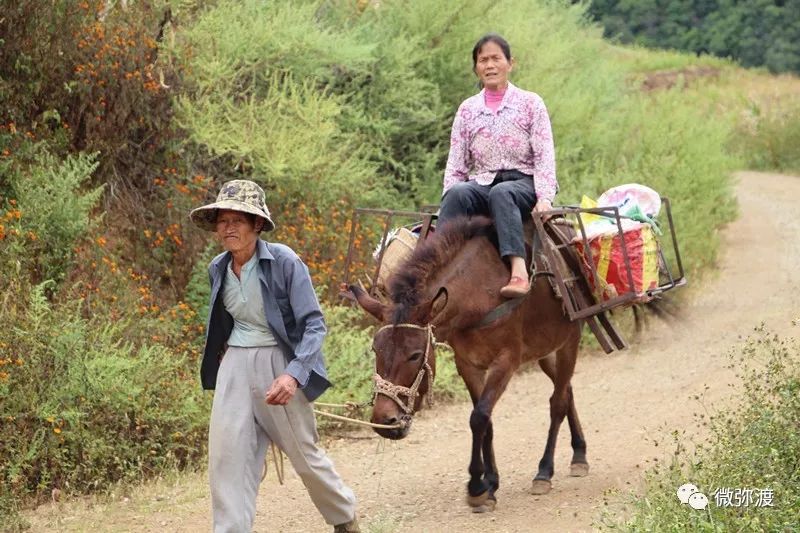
[26,171,800,532]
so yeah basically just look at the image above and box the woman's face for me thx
[215,209,261,255]
[474,41,512,91]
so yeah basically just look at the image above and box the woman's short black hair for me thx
[472,33,512,68]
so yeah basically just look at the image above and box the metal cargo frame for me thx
[531,197,686,322]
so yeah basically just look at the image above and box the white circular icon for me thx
[677,483,699,504]
[688,492,709,510]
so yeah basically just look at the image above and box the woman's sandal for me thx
[499,276,530,298]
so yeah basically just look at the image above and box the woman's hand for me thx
[265,374,299,405]
[532,198,554,221]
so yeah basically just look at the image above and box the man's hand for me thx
[265,374,299,405]
[532,198,554,221]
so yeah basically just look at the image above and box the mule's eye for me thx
[409,351,423,362]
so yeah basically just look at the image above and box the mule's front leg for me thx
[482,420,499,500]
[466,406,492,510]
[465,359,515,512]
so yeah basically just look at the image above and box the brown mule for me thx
[347,216,589,512]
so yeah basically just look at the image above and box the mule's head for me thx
[343,283,447,440]
[370,322,437,439]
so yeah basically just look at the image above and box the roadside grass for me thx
[19,467,208,533]
[599,324,800,531]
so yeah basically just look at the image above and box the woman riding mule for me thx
[345,216,590,511]
[439,33,558,298]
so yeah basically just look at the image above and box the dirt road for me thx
[26,171,800,532]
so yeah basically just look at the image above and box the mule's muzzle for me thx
[372,414,412,440]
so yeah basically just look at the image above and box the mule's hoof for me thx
[531,478,552,495]
[570,462,589,477]
[471,498,497,513]
[466,491,489,508]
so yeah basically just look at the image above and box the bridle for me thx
[372,323,436,416]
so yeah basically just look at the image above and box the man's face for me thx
[215,209,261,254]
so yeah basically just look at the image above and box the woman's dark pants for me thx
[438,170,537,258]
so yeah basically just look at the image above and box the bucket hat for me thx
[189,179,275,232]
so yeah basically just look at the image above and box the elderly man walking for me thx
[189,179,359,533]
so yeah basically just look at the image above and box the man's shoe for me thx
[499,276,530,298]
[333,518,360,533]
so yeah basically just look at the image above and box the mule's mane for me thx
[388,216,494,324]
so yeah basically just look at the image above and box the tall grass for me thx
[732,91,800,173]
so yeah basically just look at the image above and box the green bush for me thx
[175,1,390,205]
[601,325,800,531]
[0,143,102,288]
[0,143,210,528]
[0,279,209,529]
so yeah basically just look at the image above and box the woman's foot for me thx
[500,276,529,298]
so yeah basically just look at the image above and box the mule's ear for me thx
[338,282,356,302]
[348,283,387,322]
[429,287,448,323]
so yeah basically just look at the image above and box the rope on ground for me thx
[261,442,285,485]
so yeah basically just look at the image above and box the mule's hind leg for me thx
[565,385,589,477]
[532,337,585,494]
[538,355,589,478]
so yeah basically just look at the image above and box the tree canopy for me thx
[587,0,800,73]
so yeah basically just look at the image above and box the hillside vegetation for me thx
[1,0,796,529]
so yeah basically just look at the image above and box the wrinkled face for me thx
[215,209,262,254]
[370,326,435,440]
[474,41,513,91]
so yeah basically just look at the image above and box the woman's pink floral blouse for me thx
[443,82,558,202]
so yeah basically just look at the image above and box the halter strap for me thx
[373,323,435,415]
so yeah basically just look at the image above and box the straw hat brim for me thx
[189,199,275,232]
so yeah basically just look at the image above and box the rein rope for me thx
[312,401,403,430]
[372,323,436,415]
[263,325,441,485]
